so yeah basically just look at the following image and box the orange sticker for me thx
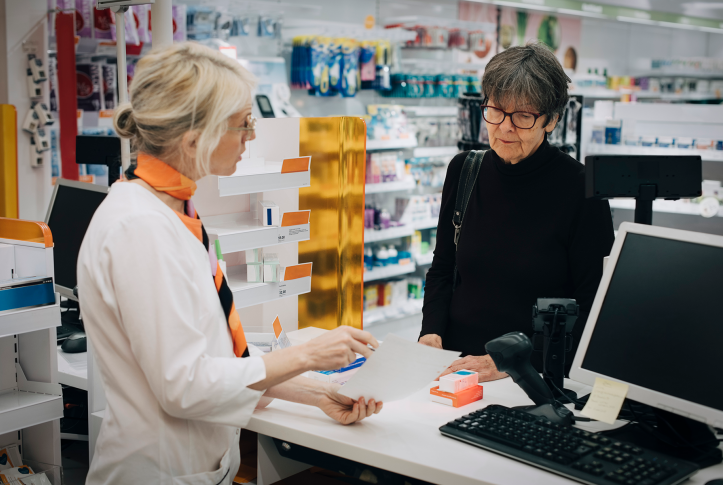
[281,210,310,227]
[272,316,282,338]
[284,263,312,281]
[281,156,311,174]
[364,15,375,29]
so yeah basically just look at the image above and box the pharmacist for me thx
[419,42,614,381]
[77,42,381,485]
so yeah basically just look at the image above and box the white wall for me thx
[0,0,53,222]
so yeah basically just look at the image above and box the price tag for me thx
[278,225,310,243]
[278,283,288,298]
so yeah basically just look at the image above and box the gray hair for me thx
[482,41,571,128]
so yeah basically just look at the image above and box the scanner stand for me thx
[532,300,579,402]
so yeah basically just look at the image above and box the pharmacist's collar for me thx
[491,138,555,176]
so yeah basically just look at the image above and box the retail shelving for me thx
[570,88,722,101]
[0,364,62,435]
[364,225,415,244]
[367,138,418,151]
[364,263,416,282]
[363,299,424,327]
[365,178,417,194]
[216,157,311,197]
[226,264,312,309]
[404,106,457,117]
[608,199,723,218]
[586,143,723,162]
[204,214,311,254]
[412,218,439,231]
[413,146,459,159]
[414,252,434,266]
[0,294,60,338]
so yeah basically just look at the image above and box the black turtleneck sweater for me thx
[420,140,615,372]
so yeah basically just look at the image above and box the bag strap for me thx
[452,150,486,291]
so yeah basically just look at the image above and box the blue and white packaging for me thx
[640,136,657,147]
[258,200,280,227]
[604,119,622,145]
[676,137,693,149]
[308,355,366,385]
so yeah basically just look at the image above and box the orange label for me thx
[281,210,310,227]
[364,15,375,29]
[284,263,312,281]
[281,156,311,174]
[99,109,114,118]
[272,316,282,338]
[79,175,95,184]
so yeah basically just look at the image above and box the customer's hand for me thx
[318,385,383,425]
[438,355,508,383]
[419,334,443,349]
[302,326,378,372]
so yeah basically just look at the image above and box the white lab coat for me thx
[77,182,267,484]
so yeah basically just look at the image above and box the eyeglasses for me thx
[227,114,257,139]
[480,105,542,130]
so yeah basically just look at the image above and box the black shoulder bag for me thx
[452,150,487,291]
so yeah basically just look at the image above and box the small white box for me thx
[34,103,54,126]
[28,55,47,82]
[22,109,40,133]
[258,200,280,227]
[439,370,478,393]
[29,144,44,167]
[245,248,263,264]
[27,69,42,98]
[247,263,263,283]
[263,253,280,283]
[34,128,50,152]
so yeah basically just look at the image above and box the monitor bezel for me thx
[569,221,723,428]
[45,178,109,301]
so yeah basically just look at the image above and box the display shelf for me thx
[57,348,88,391]
[413,146,459,158]
[383,16,496,33]
[365,178,416,194]
[412,218,438,230]
[0,294,60,338]
[367,138,418,151]
[403,106,458,117]
[570,88,722,101]
[364,225,414,244]
[0,390,63,435]
[226,265,312,309]
[586,143,723,162]
[217,159,311,197]
[364,263,416,282]
[413,252,434,266]
[204,214,310,254]
[363,299,424,327]
[608,199,723,218]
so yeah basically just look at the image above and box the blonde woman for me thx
[77,42,381,484]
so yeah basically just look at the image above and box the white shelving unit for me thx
[0,294,60,338]
[226,265,312,309]
[414,252,434,266]
[216,158,311,196]
[365,178,416,194]
[587,143,723,162]
[204,214,310,254]
[367,138,418,151]
[363,299,424,326]
[608,199,723,218]
[364,263,416,282]
[412,218,439,231]
[364,225,414,243]
[412,146,459,159]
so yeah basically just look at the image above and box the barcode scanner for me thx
[486,332,573,425]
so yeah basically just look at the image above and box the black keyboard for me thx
[440,404,699,485]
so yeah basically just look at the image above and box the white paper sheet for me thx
[339,334,461,403]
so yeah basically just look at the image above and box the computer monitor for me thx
[45,179,108,300]
[570,222,723,429]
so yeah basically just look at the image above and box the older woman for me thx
[78,42,381,484]
[419,42,614,382]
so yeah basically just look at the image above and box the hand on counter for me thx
[303,326,379,371]
[418,333,443,349]
[437,354,508,383]
[319,384,383,425]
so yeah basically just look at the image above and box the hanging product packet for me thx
[102,64,117,110]
[328,39,342,91]
[341,39,360,98]
[75,0,93,38]
[93,2,113,40]
[76,63,102,112]
[135,4,150,43]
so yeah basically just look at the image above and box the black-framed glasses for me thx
[480,105,542,130]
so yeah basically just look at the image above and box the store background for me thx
[2,1,723,483]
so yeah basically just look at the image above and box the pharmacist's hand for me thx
[437,355,508,383]
[418,334,443,349]
[302,326,378,372]
[318,385,383,425]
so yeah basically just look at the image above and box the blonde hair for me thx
[114,42,256,177]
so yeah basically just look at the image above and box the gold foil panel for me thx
[298,117,366,330]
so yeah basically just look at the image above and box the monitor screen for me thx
[581,233,723,413]
[46,182,107,293]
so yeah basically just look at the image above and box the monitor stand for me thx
[585,398,722,468]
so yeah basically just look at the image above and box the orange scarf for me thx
[128,153,249,358]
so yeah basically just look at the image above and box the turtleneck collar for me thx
[490,138,557,177]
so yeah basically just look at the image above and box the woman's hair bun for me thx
[113,103,138,138]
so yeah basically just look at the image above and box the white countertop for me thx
[246,377,723,485]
